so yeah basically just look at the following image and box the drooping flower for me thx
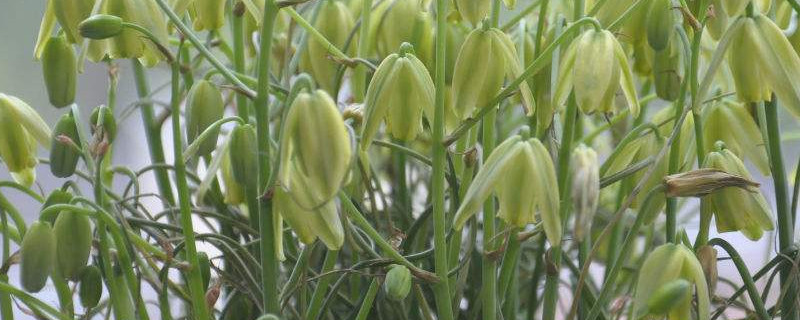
[0,94,51,186]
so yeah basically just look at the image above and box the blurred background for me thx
[1,1,799,319]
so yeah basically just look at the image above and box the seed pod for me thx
[186,80,224,156]
[652,39,683,101]
[571,144,599,242]
[696,245,718,293]
[50,113,81,178]
[279,89,352,204]
[362,44,434,149]
[0,94,51,187]
[632,244,709,320]
[299,0,355,93]
[646,279,691,315]
[454,136,560,245]
[79,14,125,39]
[702,100,769,175]
[554,29,639,117]
[42,36,77,108]
[455,0,490,26]
[646,0,675,51]
[702,144,774,240]
[192,0,225,31]
[198,252,211,290]
[78,265,103,308]
[90,105,117,142]
[41,190,74,225]
[20,221,56,293]
[274,162,345,250]
[53,0,96,43]
[452,27,534,120]
[54,210,93,280]
[383,264,412,301]
[229,124,259,189]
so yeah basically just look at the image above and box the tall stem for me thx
[169,61,211,320]
[431,0,454,319]
[255,0,281,314]
[764,97,797,320]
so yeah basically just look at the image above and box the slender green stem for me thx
[708,238,769,320]
[355,278,381,320]
[0,281,70,320]
[168,58,211,319]
[306,249,340,320]
[764,97,797,320]
[432,0,454,319]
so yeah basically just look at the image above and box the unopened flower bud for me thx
[383,264,412,301]
[646,0,675,51]
[79,14,124,40]
[186,80,224,156]
[664,168,759,198]
[54,210,92,280]
[633,244,709,320]
[229,124,259,189]
[20,221,56,293]
[50,113,81,178]
[42,36,77,108]
[78,265,103,308]
[40,189,74,225]
[571,144,599,242]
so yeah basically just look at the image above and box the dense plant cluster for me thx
[1,0,800,319]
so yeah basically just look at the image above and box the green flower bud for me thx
[0,94,51,187]
[454,136,560,245]
[383,264,412,301]
[40,190,74,225]
[274,162,345,250]
[186,80,224,156]
[555,28,639,117]
[87,0,169,66]
[652,39,683,101]
[702,145,774,240]
[220,150,245,205]
[54,0,96,43]
[78,265,103,309]
[54,210,93,280]
[632,243,709,320]
[452,27,534,120]
[571,144,599,242]
[702,100,769,174]
[646,0,675,51]
[50,113,81,178]
[79,14,124,40]
[646,279,691,315]
[362,44,434,149]
[20,221,56,293]
[455,0,490,26]
[41,36,77,108]
[299,0,355,93]
[90,105,117,142]
[191,0,226,31]
[229,124,259,189]
[279,89,352,205]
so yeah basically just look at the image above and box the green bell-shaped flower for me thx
[361,43,434,149]
[373,0,434,68]
[632,243,710,320]
[299,0,355,93]
[453,135,560,245]
[279,89,352,206]
[701,143,774,240]
[702,100,769,175]
[185,80,224,156]
[455,0,490,26]
[53,0,96,43]
[191,0,226,31]
[451,25,534,120]
[571,144,599,242]
[554,28,639,117]
[0,93,52,187]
